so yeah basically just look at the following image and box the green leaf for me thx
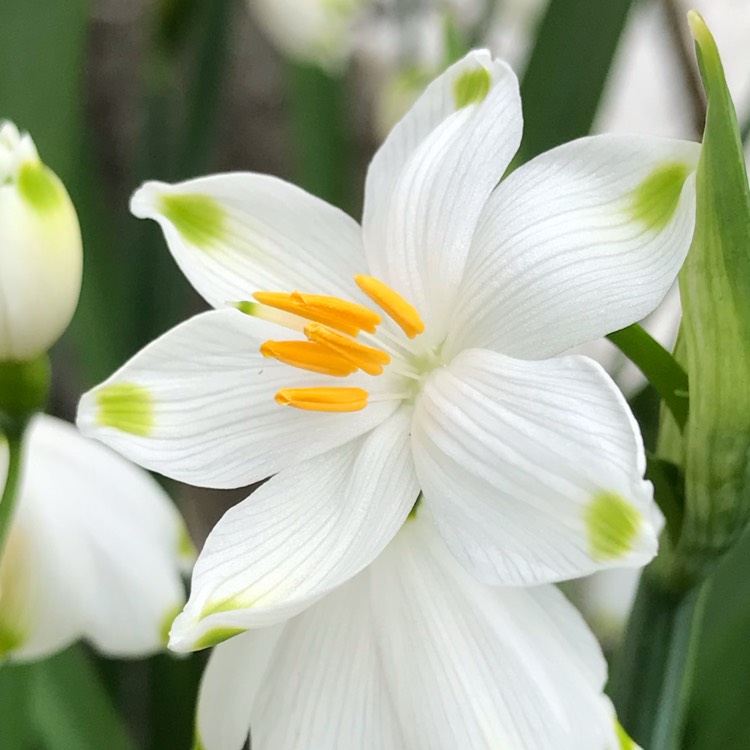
[28,646,136,750]
[607,324,689,431]
[285,61,352,212]
[685,526,750,749]
[517,0,635,163]
[669,11,750,585]
[0,661,38,749]
[148,653,207,750]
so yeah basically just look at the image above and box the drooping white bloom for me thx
[0,121,82,362]
[247,0,486,77]
[567,567,641,651]
[193,511,638,750]
[249,0,367,72]
[0,415,191,661]
[77,51,698,653]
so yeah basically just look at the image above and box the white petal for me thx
[249,577,402,750]
[370,512,622,750]
[77,309,397,489]
[0,491,82,661]
[130,173,364,309]
[445,134,699,359]
[362,50,522,345]
[170,407,417,650]
[195,626,283,750]
[2,416,187,661]
[571,282,682,397]
[413,348,660,586]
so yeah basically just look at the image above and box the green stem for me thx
[610,572,709,749]
[607,323,689,430]
[0,430,25,563]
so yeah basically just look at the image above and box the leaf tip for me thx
[687,10,711,50]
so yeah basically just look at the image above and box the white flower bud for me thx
[0,121,82,362]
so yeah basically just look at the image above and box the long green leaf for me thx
[29,646,136,750]
[686,526,750,749]
[0,661,38,749]
[517,0,635,162]
[672,11,750,583]
[285,62,352,212]
[0,0,134,384]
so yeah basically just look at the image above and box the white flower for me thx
[193,510,638,750]
[0,415,191,661]
[0,121,82,362]
[77,50,699,651]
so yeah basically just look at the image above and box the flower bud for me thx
[0,121,82,362]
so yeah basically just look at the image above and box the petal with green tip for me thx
[129,174,363,310]
[585,492,641,561]
[447,134,699,360]
[95,382,154,436]
[413,348,660,586]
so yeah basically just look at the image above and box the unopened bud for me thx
[0,121,82,362]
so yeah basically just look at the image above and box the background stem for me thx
[610,572,709,749]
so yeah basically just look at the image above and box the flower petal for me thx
[77,309,397,489]
[362,50,522,345]
[195,626,283,750]
[369,512,623,750]
[130,173,364,308]
[2,416,187,661]
[249,578,403,750]
[170,407,418,651]
[413,348,660,585]
[445,134,699,359]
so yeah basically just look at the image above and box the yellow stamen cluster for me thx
[304,323,390,376]
[254,277,424,412]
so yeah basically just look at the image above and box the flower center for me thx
[248,275,428,412]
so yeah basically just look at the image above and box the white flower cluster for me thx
[0,124,191,664]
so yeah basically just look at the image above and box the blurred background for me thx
[2,0,750,747]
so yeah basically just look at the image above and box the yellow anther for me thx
[275,387,369,412]
[253,291,381,335]
[260,341,358,377]
[354,275,425,339]
[304,322,390,376]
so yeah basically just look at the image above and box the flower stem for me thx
[0,429,25,563]
[610,571,709,749]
